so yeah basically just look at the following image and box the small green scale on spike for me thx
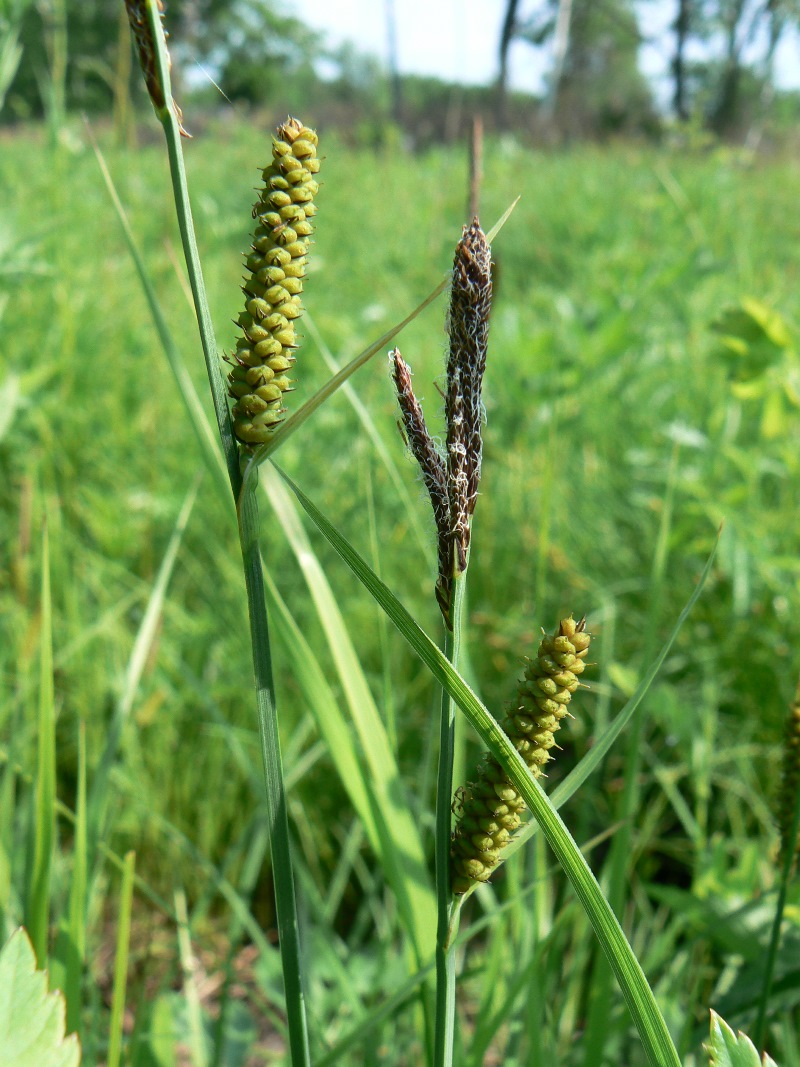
[227,117,320,448]
[450,616,591,896]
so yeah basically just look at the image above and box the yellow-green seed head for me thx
[450,616,591,896]
[227,118,319,448]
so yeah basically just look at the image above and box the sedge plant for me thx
[110,4,759,1066]
[126,6,678,1065]
[124,2,312,1062]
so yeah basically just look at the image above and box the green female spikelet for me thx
[450,616,591,896]
[776,678,800,867]
[227,118,320,447]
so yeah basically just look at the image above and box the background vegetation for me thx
[2,1,800,1064]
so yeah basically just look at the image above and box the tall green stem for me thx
[753,784,800,1049]
[140,4,310,1062]
[434,574,467,1067]
[238,476,310,1066]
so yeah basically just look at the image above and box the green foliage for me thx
[710,297,799,440]
[707,1012,778,1067]
[191,0,322,108]
[0,928,80,1067]
[3,124,800,1061]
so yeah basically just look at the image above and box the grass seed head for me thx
[446,219,493,522]
[228,118,320,448]
[450,615,590,896]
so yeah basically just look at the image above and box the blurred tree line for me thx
[3,0,800,143]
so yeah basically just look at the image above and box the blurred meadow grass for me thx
[2,116,800,1062]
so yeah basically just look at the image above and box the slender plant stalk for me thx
[754,687,800,1049]
[237,477,311,1064]
[281,467,684,1067]
[131,3,310,1062]
[434,573,466,1067]
[134,0,240,495]
[28,521,54,969]
[753,786,800,1049]
[582,443,679,1067]
[107,850,135,1067]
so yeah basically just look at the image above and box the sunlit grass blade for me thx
[107,849,135,1067]
[261,466,436,968]
[65,721,87,1037]
[87,475,201,850]
[277,464,683,1067]
[139,0,239,495]
[88,127,230,503]
[582,443,681,1067]
[50,722,88,1038]
[176,887,210,1067]
[245,199,520,479]
[304,311,434,565]
[264,572,382,853]
[27,521,54,968]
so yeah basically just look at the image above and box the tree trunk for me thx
[385,0,402,126]
[496,0,521,128]
[671,0,690,120]
[544,0,574,118]
[710,0,747,136]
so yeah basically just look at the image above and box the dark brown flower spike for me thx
[391,220,493,629]
[447,219,492,513]
[125,0,188,136]
[392,350,451,614]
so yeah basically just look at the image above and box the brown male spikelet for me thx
[125,0,187,135]
[776,678,800,867]
[391,220,492,628]
[226,118,320,447]
[450,616,591,896]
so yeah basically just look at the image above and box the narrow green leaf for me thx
[28,523,55,968]
[107,851,135,1067]
[264,574,382,853]
[50,724,87,1038]
[245,198,520,479]
[140,0,241,496]
[88,476,200,848]
[277,465,683,1067]
[89,131,231,504]
[261,467,436,966]
[175,889,209,1067]
[0,927,80,1067]
[65,723,86,1036]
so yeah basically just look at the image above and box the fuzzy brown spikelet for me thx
[391,220,492,628]
[450,616,591,895]
[125,0,187,134]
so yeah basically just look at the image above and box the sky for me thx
[289,0,800,101]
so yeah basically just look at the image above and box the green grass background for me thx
[1,118,800,1064]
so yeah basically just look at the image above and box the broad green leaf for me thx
[0,928,80,1067]
[708,1011,778,1067]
